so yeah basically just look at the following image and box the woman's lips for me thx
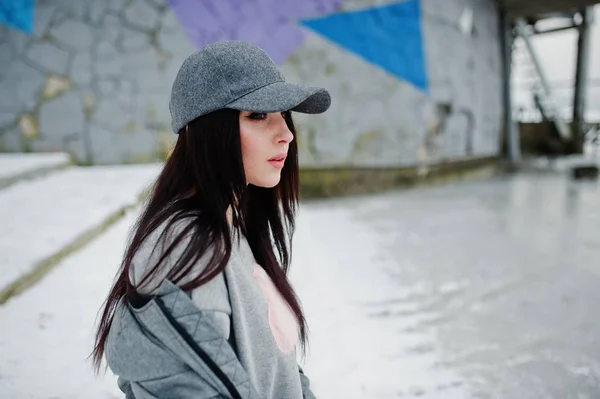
[268,154,287,169]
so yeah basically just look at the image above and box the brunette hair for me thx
[92,109,305,371]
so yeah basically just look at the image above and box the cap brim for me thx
[224,81,331,115]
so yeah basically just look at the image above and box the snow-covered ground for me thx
[1,164,600,398]
[0,152,71,181]
[0,213,133,399]
[291,207,467,398]
[0,164,161,294]
[294,170,600,398]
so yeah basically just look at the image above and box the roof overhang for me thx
[496,0,599,20]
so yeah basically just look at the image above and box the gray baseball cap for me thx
[169,40,331,133]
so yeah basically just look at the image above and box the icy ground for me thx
[1,165,600,398]
[0,164,161,294]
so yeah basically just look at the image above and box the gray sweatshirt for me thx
[109,217,312,398]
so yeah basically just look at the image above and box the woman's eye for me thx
[248,112,267,120]
[281,111,291,119]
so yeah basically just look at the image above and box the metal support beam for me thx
[573,7,594,142]
[515,18,572,141]
[500,11,521,164]
[534,24,578,35]
[533,92,549,121]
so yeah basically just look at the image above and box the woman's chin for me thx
[251,174,281,188]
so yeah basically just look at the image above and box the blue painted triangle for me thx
[301,0,428,93]
[0,0,35,34]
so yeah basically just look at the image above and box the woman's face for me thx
[239,111,294,188]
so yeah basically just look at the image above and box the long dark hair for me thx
[91,109,305,371]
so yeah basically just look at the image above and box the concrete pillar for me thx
[572,7,594,148]
[500,10,521,165]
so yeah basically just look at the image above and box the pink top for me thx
[252,264,299,353]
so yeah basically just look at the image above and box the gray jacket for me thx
[105,279,316,398]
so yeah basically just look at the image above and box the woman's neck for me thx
[226,205,233,225]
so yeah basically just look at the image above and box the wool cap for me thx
[169,40,331,133]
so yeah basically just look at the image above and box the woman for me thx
[91,40,330,398]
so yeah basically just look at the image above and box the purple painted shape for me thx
[167,0,344,64]
[258,22,307,64]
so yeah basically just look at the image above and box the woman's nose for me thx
[277,116,294,144]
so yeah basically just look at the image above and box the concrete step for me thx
[0,163,161,304]
[0,152,72,189]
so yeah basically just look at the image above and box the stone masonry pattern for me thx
[0,0,502,166]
